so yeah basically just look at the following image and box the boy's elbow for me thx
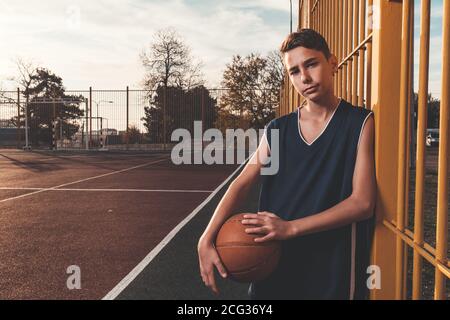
[361,201,375,219]
[352,195,375,220]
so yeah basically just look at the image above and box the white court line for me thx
[102,157,249,300]
[0,157,169,204]
[0,187,213,193]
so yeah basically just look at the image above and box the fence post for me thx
[89,87,92,148]
[201,88,205,149]
[126,86,129,150]
[52,98,56,150]
[17,88,21,148]
[51,119,56,150]
[24,94,30,150]
[163,86,167,151]
[85,97,89,150]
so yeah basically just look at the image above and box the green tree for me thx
[13,68,84,147]
[217,51,284,132]
[142,85,216,143]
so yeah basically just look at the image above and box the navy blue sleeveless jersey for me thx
[249,98,375,300]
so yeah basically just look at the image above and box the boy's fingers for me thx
[207,272,219,294]
[214,260,228,278]
[255,233,273,242]
[245,227,265,234]
[243,213,258,219]
[258,211,278,218]
[241,218,263,225]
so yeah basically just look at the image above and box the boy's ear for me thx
[329,54,338,74]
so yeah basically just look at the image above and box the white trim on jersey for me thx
[350,222,356,300]
[297,98,343,146]
[350,109,374,300]
[357,111,374,152]
[263,125,271,155]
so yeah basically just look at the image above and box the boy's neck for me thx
[302,94,341,121]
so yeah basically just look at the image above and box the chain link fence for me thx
[0,87,279,152]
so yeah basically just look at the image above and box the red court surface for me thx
[0,149,239,299]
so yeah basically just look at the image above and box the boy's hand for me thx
[241,212,294,242]
[197,239,227,295]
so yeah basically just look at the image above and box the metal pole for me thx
[85,98,89,150]
[24,95,30,150]
[89,87,92,148]
[126,86,129,150]
[52,98,56,150]
[290,0,293,33]
[17,88,21,148]
[163,86,167,151]
[201,89,205,149]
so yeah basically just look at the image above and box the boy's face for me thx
[283,46,338,101]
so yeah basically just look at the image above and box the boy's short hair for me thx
[280,29,331,61]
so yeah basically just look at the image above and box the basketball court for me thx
[0,149,259,299]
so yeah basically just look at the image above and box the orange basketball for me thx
[215,213,281,283]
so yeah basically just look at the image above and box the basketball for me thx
[215,213,281,283]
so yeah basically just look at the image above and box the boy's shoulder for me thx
[345,101,373,119]
[266,110,296,129]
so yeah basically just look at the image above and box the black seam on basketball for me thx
[216,243,274,248]
[226,247,280,274]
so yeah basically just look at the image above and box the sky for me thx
[0,0,296,90]
[0,0,444,100]
[413,0,444,100]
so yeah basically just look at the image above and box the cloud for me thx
[0,0,290,90]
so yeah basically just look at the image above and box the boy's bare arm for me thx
[198,134,270,243]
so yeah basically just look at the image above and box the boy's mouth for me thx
[304,85,319,94]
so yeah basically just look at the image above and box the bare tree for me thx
[13,57,38,94]
[140,27,204,91]
[0,57,37,103]
[265,50,285,88]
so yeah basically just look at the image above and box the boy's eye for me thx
[290,70,299,75]
[307,62,317,68]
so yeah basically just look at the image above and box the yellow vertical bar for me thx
[315,0,318,30]
[325,0,327,41]
[322,0,325,35]
[352,0,359,106]
[434,0,449,301]
[403,2,415,297]
[347,0,353,103]
[337,0,342,98]
[317,1,319,32]
[298,0,302,29]
[315,1,317,31]
[333,0,337,92]
[321,0,323,35]
[343,0,348,100]
[358,0,366,107]
[395,0,412,300]
[370,0,403,300]
[413,0,431,301]
[366,0,373,109]
[326,0,329,44]
[320,0,322,32]
[327,0,330,42]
